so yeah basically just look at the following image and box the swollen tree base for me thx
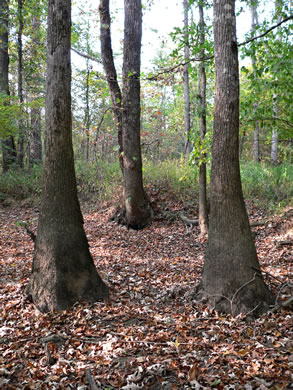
[110,195,153,230]
[26,222,108,312]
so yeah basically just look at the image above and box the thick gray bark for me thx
[27,0,108,312]
[198,2,209,236]
[183,0,192,158]
[0,0,16,172]
[199,0,274,317]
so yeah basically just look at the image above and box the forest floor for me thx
[0,192,293,390]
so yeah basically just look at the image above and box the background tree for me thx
[198,0,209,235]
[183,0,192,158]
[199,0,274,316]
[0,0,16,172]
[26,0,108,312]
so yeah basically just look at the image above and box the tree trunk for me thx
[250,1,260,163]
[183,0,192,159]
[29,105,42,164]
[270,0,282,165]
[26,0,108,313]
[198,1,209,236]
[99,0,152,229]
[199,0,274,317]
[0,0,16,172]
[85,65,90,162]
[99,0,123,169]
[17,0,25,168]
[122,0,152,229]
[29,11,43,165]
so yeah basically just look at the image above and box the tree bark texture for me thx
[27,0,108,312]
[183,0,192,158]
[199,0,274,316]
[198,2,209,236]
[122,0,152,229]
[0,0,16,172]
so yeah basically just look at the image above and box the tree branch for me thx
[238,15,293,47]
[71,47,103,64]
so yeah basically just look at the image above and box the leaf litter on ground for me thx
[0,198,292,389]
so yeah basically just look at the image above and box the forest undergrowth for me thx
[0,185,293,389]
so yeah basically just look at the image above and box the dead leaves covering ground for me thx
[0,200,292,390]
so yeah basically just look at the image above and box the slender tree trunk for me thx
[183,0,192,158]
[0,0,16,172]
[26,0,108,312]
[30,105,42,164]
[17,0,25,168]
[271,0,282,165]
[85,65,90,162]
[199,0,274,317]
[250,1,260,162]
[99,0,152,229]
[29,11,43,165]
[198,1,208,235]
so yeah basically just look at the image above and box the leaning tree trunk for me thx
[26,0,108,312]
[0,0,16,172]
[99,0,152,229]
[198,1,209,236]
[199,0,274,317]
[99,0,123,169]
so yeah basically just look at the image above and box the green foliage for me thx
[0,164,42,200]
[0,94,23,137]
[240,162,293,210]
[74,159,122,201]
[143,159,199,201]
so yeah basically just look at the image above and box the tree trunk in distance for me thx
[0,0,16,172]
[17,0,24,168]
[26,0,108,312]
[29,105,42,165]
[122,0,153,229]
[271,0,282,165]
[199,0,274,317]
[250,1,260,163]
[198,1,209,236]
[29,11,43,165]
[183,0,192,159]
